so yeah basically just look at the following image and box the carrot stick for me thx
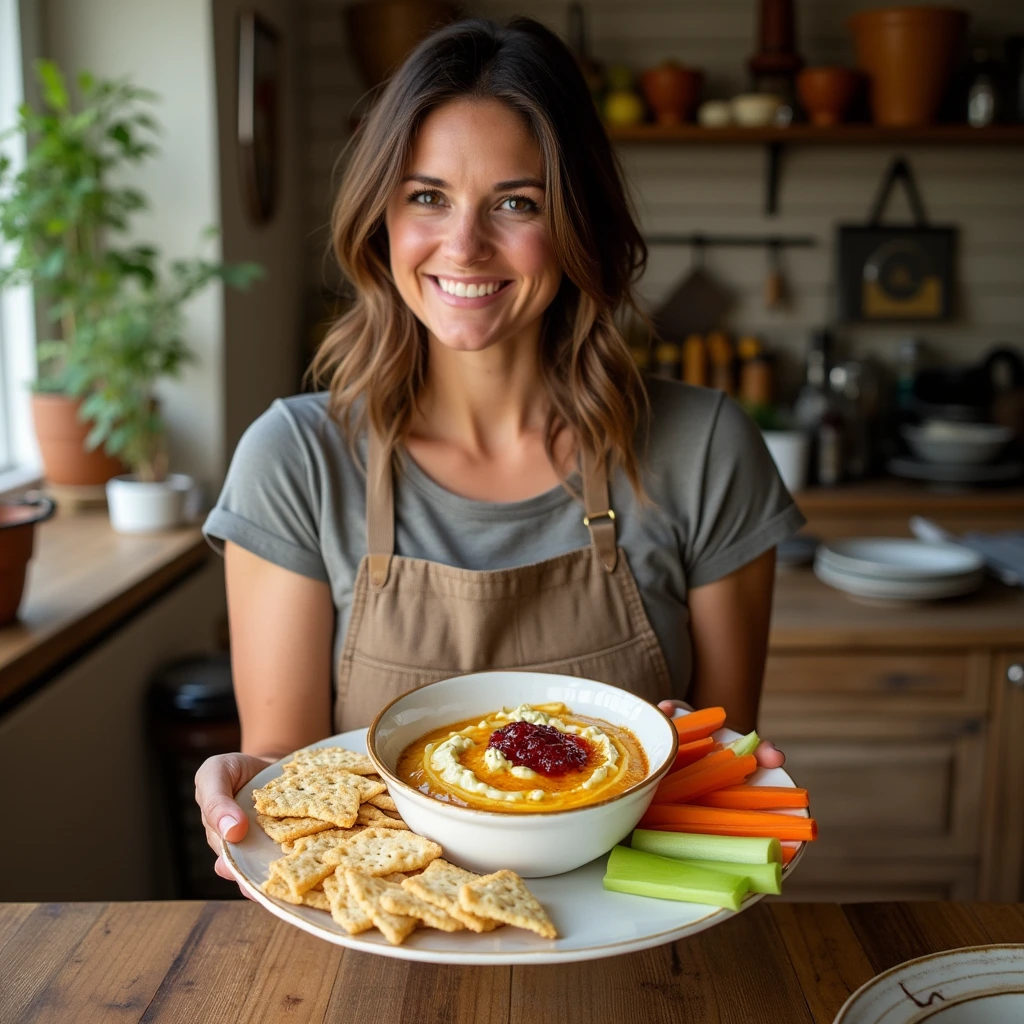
[659,749,737,792]
[690,786,809,811]
[780,844,800,866]
[652,753,758,805]
[673,707,727,744]
[670,737,716,773]
[639,805,818,842]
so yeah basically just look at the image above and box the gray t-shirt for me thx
[202,378,805,698]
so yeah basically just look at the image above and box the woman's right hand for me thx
[195,752,276,891]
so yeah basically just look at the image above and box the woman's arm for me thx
[686,547,776,734]
[224,540,335,756]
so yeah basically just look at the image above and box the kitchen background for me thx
[0,0,1022,907]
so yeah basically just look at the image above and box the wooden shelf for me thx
[607,123,1024,144]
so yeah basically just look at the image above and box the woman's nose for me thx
[440,208,492,267]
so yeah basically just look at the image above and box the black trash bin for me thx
[148,652,244,899]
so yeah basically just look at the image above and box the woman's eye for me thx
[409,190,444,207]
[501,195,539,213]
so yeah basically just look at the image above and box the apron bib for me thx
[334,430,672,730]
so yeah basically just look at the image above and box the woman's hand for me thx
[657,699,785,769]
[195,752,276,892]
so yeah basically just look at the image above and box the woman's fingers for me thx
[754,740,786,768]
[657,699,693,716]
[195,752,274,852]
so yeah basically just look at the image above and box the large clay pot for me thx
[0,496,56,626]
[345,0,460,88]
[640,62,703,125]
[30,393,125,487]
[797,67,864,126]
[848,7,968,127]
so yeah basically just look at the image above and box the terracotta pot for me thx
[0,497,56,626]
[640,62,703,125]
[848,7,968,126]
[30,393,126,487]
[797,67,864,126]
[345,0,460,88]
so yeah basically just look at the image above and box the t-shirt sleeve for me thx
[202,400,329,582]
[685,394,806,589]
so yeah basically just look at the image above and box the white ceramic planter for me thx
[106,473,194,534]
[762,429,810,494]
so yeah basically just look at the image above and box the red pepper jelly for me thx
[487,721,590,777]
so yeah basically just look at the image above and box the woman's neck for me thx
[412,328,550,457]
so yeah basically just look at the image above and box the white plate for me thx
[223,725,807,965]
[818,539,984,580]
[834,944,1024,1023]
[814,558,983,602]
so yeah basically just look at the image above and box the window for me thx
[0,0,41,488]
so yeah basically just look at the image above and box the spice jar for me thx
[653,341,682,379]
[682,334,708,386]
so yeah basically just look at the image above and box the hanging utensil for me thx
[652,237,734,341]
[763,238,787,310]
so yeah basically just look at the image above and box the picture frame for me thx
[238,11,281,225]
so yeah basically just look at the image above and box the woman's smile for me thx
[426,274,514,307]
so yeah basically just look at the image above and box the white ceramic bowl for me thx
[366,671,678,878]
[902,421,1013,466]
[729,92,782,126]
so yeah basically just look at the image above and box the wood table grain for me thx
[1,901,1022,1023]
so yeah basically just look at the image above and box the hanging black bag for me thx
[836,156,956,322]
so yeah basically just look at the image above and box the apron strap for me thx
[366,425,394,588]
[581,447,618,573]
[365,427,618,582]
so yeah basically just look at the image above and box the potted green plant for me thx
[0,61,261,527]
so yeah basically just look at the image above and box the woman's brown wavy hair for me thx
[308,16,651,496]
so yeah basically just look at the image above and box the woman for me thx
[196,17,804,883]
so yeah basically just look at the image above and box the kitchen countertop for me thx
[770,567,1024,649]
[2,900,1021,1022]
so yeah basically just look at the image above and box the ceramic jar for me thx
[640,61,703,125]
[797,67,864,126]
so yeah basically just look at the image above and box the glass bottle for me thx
[967,49,997,127]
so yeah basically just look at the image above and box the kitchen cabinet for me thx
[765,560,1024,903]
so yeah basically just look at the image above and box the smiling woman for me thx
[196,17,803,888]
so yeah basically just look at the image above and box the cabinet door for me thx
[777,856,977,903]
[980,650,1024,900]
[759,715,987,861]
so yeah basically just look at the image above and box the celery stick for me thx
[726,730,760,757]
[631,829,781,865]
[675,859,781,895]
[603,845,747,911]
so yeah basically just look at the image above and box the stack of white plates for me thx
[814,538,985,602]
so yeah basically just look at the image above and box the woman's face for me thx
[385,97,562,354]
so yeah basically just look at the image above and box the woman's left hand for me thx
[657,699,785,769]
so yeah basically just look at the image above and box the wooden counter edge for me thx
[0,524,210,710]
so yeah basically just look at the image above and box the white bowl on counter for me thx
[729,93,783,126]
[366,671,677,878]
[902,421,1013,466]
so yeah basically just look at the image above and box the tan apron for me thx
[334,430,672,731]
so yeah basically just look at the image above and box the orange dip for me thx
[396,702,648,813]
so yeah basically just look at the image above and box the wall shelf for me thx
[606,124,1024,215]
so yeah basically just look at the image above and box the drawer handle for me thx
[1009,663,1024,687]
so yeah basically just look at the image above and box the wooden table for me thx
[3,901,1022,1023]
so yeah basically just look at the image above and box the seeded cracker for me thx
[283,747,376,775]
[252,769,364,828]
[256,812,333,844]
[269,827,363,900]
[322,872,372,934]
[326,827,441,876]
[345,870,419,946]
[459,869,558,939]
[260,874,330,910]
[380,885,464,932]
[403,859,500,933]
[356,804,411,830]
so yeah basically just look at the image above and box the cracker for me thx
[325,827,441,876]
[345,870,418,946]
[256,812,333,844]
[288,824,365,855]
[283,747,377,775]
[350,774,387,802]
[302,884,330,911]
[367,792,397,812]
[261,873,303,905]
[356,804,410,830]
[380,885,464,932]
[402,859,500,933]
[459,869,557,939]
[252,769,364,828]
[269,827,364,899]
[322,872,372,935]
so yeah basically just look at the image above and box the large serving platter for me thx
[223,724,807,965]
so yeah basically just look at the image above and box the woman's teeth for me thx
[436,277,505,298]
